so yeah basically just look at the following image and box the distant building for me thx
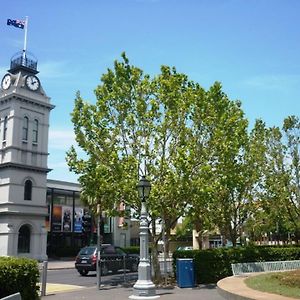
[46,179,131,256]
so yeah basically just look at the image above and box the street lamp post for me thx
[130,176,159,299]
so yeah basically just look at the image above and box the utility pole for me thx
[96,204,102,290]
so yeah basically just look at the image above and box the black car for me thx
[75,244,139,276]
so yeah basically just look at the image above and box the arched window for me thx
[24,179,32,200]
[22,116,29,140]
[3,116,8,140]
[18,225,30,253]
[32,119,38,143]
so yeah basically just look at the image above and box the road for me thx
[47,268,138,287]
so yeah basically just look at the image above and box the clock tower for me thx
[0,52,54,260]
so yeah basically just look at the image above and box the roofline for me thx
[47,179,81,191]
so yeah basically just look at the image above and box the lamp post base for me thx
[129,280,160,299]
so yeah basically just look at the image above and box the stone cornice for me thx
[0,145,49,156]
[0,92,55,110]
[0,162,51,173]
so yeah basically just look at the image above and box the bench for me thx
[231,260,300,276]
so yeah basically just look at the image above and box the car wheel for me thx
[101,264,109,276]
[131,261,138,272]
[79,270,89,276]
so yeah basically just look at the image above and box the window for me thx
[32,119,38,143]
[24,179,32,200]
[3,116,8,140]
[22,116,29,140]
[115,247,126,256]
[102,245,116,254]
[18,225,30,253]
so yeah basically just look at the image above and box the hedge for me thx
[123,246,140,254]
[0,256,40,300]
[173,245,300,284]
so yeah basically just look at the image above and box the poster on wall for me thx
[52,205,62,232]
[74,207,83,233]
[62,206,72,232]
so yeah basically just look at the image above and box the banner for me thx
[62,206,72,232]
[52,205,62,232]
[74,207,83,233]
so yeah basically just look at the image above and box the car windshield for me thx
[79,247,96,255]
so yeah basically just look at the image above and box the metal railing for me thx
[10,52,38,72]
[158,253,174,275]
[231,260,300,276]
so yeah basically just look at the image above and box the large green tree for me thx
[68,53,289,281]
[193,84,254,247]
[246,116,300,244]
[67,53,196,281]
[259,116,300,242]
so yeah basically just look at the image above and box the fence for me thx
[231,260,300,276]
[156,253,174,276]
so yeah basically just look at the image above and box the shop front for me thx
[46,180,113,257]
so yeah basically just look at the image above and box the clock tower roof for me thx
[0,51,53,106]
[9,51,39,75]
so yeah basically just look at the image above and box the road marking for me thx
[46,283,84,294]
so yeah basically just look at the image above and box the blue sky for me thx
[1,0,300,183]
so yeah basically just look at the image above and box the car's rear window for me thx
[79,247,96,255]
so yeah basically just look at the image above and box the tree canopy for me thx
[67,53,300,275]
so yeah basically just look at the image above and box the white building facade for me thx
[0,53,131,260]
[0,52,54,261]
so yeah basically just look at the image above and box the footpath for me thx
[43,260,298,300]
[44,260,223,300]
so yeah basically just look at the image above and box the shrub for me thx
[123,246,140,254]
[173,245,300,284]
[0,256,39,300]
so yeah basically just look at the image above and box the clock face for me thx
[1,74,12,90]
[25,75,40,91]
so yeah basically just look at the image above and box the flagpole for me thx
[22,16,28,64]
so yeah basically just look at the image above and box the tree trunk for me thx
[196,231,203,249]
[193,219,204,249]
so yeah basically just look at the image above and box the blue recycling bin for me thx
[176,258,196,288]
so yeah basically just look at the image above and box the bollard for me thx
[40,261,48,296]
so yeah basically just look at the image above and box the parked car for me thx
[176,246,193,251]
[75,244,139,276]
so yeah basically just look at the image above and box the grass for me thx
[245,270,300,299]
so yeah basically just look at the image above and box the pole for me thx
[22,16,28,63]
[130,201,159,299]
[123,254,126,283]
[96,204,102,290]
[41,261,48,297]
[162,219,167,285]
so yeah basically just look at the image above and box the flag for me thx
[7,19,25,29]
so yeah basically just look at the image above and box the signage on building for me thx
[74,207,83,232]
